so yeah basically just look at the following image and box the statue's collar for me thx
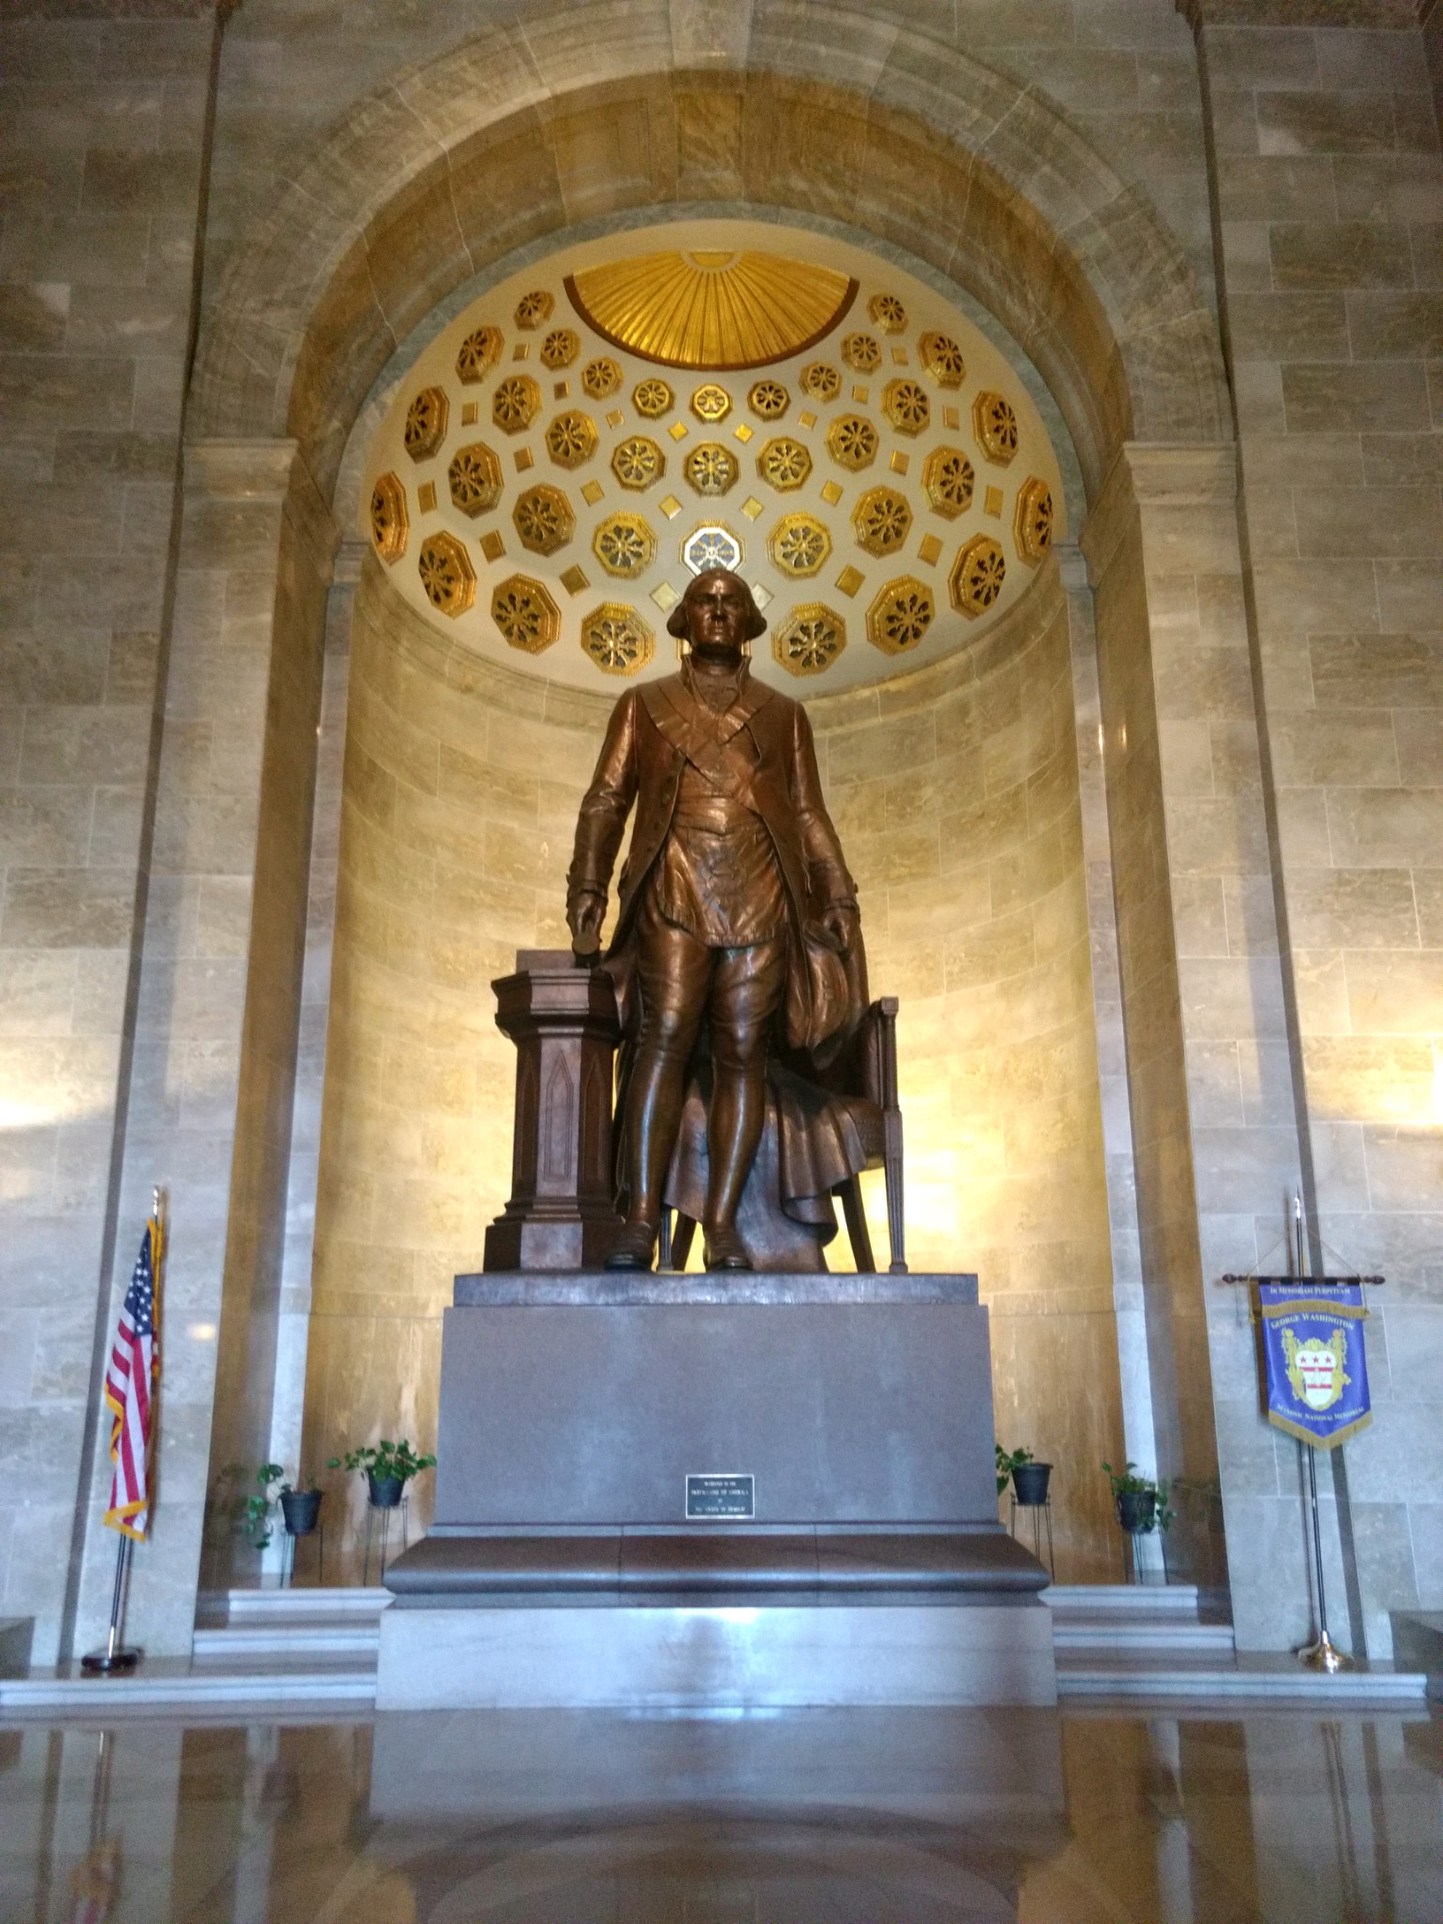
[648,662,772,743]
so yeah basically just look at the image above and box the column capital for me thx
[1177,0,1421,28]
[1080,441,1238,580]
[184,437,341,582]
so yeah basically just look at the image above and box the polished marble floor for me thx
[1,1705,1440,1922]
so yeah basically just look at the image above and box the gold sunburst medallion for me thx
[566,250,857,371]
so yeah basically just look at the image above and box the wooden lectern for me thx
[482,949,622,1270]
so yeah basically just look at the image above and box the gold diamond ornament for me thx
[491,574,561,654]
[593,511,657,578]
[417,532,475,616]
[773,603,845,676]
[950,533,1007,616]
[582,602,654,676]
[867,576,935,655]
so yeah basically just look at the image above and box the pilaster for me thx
[72,439,339,1657]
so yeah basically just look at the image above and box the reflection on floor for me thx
[1,1706,1440,1923]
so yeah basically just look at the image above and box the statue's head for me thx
[666,568,768,656]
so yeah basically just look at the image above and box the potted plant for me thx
[996,1444,1051,1506]
[1103,1460,1174,1535]
[241,1462,284,1548]
[278,1473,323,1538]
[328,1438,436,1510]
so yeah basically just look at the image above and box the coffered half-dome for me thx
[362,220,1066,694]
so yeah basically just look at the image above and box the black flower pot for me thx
[279,1489,322,1536]
[1012,1461,1052,1506]
[367,1472,405,1510]
[1116,1488,1156,1534]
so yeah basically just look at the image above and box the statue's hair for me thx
[666,567,768,642]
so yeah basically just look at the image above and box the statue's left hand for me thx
[821,901,859,956]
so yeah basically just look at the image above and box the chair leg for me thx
[837,1176,876,1274]
[658,1209,672,1271]
[671,1212,697,1272]
[883,1111,907,1274]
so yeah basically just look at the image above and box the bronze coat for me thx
[568,671,859,1050]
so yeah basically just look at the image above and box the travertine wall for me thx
[1195,7,1443,1654]
[302,562,604,1559]
[812,563,1124,1577]
[305,558,1123,1577]
[0,8,218,1663]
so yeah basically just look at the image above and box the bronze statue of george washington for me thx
[566,568,865,1272]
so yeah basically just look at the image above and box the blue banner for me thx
[1258,1283,1371,1450]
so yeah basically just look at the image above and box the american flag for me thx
[103,1213,161,1539]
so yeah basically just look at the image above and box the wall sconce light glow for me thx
[189,1323,218,1343]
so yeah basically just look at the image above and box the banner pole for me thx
[1291,1192,1351,1675]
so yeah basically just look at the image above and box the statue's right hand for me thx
[567,888,606,947]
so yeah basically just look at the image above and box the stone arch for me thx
[189,3,1229,500]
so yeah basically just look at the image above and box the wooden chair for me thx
[664,996,906,1275]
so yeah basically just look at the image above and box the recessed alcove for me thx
[304,220,1120,1577]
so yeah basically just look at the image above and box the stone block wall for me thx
[0,7,217,1664]
[811,564,1125,1578]
[302,563,601,1567]
[1195,6,1443,1653]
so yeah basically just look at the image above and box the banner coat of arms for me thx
[1258,1283,1371,1449]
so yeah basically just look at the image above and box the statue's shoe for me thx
[604,1219,659,1269]
[703,1225,752,1271]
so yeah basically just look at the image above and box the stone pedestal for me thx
[378,1272,1054,1710]
[483,950,622,1270]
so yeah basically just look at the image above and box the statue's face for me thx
[682,569,752,663]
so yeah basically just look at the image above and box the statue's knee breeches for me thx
[707,939,786,1074]
[633,910,711,1066]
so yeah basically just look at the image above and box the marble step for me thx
[197,1586,391,1625]
[1056,1652,1428,1705]
[1052,1618,1236,1653]
[0,1658,376,1717]
[192,1623,380,1660]
[1043,1583,1206,1618]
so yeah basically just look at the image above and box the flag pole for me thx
[80,1187,162,1677]
[1292,1193,1350,1675]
